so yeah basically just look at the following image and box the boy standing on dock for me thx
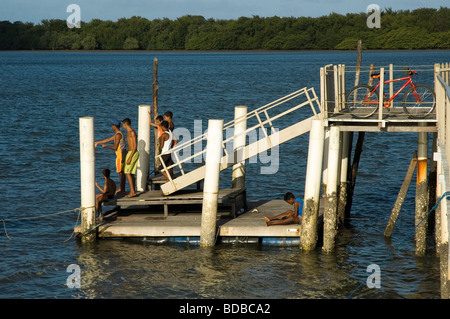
[94,119,127,194]
[122,118,139,198]
[264,192,303,226]
[163,111,175,131]
[164,111,177,148]
[158,121,174,181]
[149,114,164,138]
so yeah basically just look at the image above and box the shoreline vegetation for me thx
[1,7,449,51]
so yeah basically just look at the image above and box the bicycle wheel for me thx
[345,85,379,118]
[402,84,435,118]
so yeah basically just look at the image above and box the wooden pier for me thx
[74,198,320,246]
[76,62,450,296]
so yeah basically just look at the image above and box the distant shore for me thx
[2,49,450,53]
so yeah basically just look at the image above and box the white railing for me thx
[322,63,438,123]
[436,63,450,157]
[433,62,450,298]
[156,87,322,187]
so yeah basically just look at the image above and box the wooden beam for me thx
[335,125,437,132]
[384,152,417,237]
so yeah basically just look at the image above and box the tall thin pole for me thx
[354,40,362,87]
[153,57,160,172]
[79,117,96,243]
[232,106,247,189]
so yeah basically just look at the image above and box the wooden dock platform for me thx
[74,198,316,245]
[102,188,246,217]
[326,108,437,132]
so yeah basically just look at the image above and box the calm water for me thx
[0,50,449,299]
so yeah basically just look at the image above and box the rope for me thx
[345,191,450,299]
[0,206,95,241]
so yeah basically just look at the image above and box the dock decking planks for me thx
[75,199,314,239]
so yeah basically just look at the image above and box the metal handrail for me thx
[156,87,321,186]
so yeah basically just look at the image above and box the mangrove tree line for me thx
[0,7,449,50]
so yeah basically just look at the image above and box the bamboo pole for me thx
[300,119,325,251]
[79,117,96,243]
[200,119,224,247]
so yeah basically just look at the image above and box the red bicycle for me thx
[345,68,436,118]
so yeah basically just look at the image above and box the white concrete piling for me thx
[79,117,96,243]
[300,119,325,251]
[232,106,248,189]
[338,131,352,224]
[416,124,428,256]
[200,119,224,247]
[323,126,340,253]
[137,105,151,192]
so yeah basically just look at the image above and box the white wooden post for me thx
[378,68,385,124]
[300,119,325,251]
[389,64,394,106]
[232,106,247,189]
[137,105,151,192]
[323,126,340,253]
[200,119,224,247]
[79,117,96,243]
[416,122,428,256]
[338,131,352,224]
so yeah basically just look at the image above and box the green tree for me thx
[81,34,97,50]
[0,8,449,50]
[123,36,139,49]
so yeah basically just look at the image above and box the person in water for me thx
[264,192,303,226]
[95,168,116,215]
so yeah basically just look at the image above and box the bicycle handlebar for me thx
[403,67,417,76]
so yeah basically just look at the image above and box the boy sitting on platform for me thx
[264,192,303,226]
[95,169,117,218]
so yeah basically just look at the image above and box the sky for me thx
[1,0,448,24]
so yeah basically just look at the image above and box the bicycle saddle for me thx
[371,73,380,78]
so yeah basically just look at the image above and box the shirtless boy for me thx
[122,118,139,198]
[95,168,116,215]
[264,192,303,226]
[95,119,127,194]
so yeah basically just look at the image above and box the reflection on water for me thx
[74,232,439,299]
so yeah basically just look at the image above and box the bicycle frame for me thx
[367,75,418,106]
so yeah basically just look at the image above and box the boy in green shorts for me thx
[122,118,139,198]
